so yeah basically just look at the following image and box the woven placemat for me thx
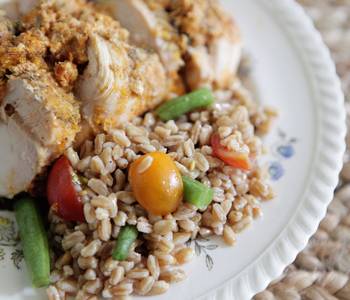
[254,1,350,299]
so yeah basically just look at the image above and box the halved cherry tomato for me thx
[47,156,84,222]
[211,133,251,171]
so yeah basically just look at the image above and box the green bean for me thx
[112,225,138,261]
[14,197,50,288]
[156,88,214,121]
[182,176,214,210]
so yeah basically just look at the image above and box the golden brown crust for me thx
[169,0,241,47]
[54,61,78,91]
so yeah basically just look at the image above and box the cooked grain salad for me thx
[0,0,277,299]
[44,81,276,299]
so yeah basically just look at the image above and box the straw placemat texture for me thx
[254,1,350,299]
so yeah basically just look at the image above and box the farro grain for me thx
[183,139,195,157]
[157,238,175,254]
[109,266,125,285]
[62,231,85,250]
[137,218,153,234]
[110,280,133,296]
[232,216,253,233]
[173,232,191,245]
[134,276,155,295]
[94,134,106,154]
[71,242,85,259]
[84,203,96,224]
[111,129,131,147]
[194,152,210,172]
[47,286,61,300]
[63,265,74,277]
[66,147,79,167]
[88,178,109,196]
[117,158,129,169]
[102,286,113,298]
[124,148,139,162]
[114,169,126,192]
[114,211,128,226]
[117,191,136,205]
[98,219,112,241]
[143,113,155,127]
[78,256,98,270]
[50,270,61,283]
[84,269,97,281]
[153,220,176,235]
[178,219,196,232]
[228,210,243,224]
[174,247,194,265]
[81,240,101,257]
[112,145,124,160]
[127,268,150,279]
[90,156,105,174]
[159,268,186,283]
[233,196,248,210]
[163,135,185,147]
[191,121,201,144]
[55,252,72,269]
[57,278,78,293]
[199,227,213,237]
[199,124,213,145]
[120,261,135,273]
[173,204,197,220]
[221,199,233,215]
[102,257,119,275]
[137,143,157,153]
[165,120,178,134]
[223,225,236,246]
[154,252,176,266]
[95,208,109,220]
[147,255,160,279]
[212,203,226,222]
[83,278,102,294]
[77,156,92,172]
[126,124,146,137]
[128,251,142,263]
[147,280,169,296]
[150,139,166,152]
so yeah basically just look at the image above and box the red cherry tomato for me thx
[47,156,84,222]
[211,133,251,171]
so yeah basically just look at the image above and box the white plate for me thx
[0,0,346,299]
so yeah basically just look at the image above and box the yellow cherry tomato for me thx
[129,152,183,216]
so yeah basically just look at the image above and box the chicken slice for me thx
[77,33,166,133]
[108,0,185,95]
[110,0,242,90]
[0,63,81,198]
[0,120,49,198]
[171,0,242,89]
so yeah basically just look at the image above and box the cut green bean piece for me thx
[112,225,138,261]
[182,176,214,210]
[14,197,50,288]
[156,88,214,121]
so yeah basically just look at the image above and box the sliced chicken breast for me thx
[0,119,49,198]
[173,0,242,89]
[77,33,167,133]
[0,63,81,197]
[110,0,242,91]
[1,63,80,151]
[109,0,185,95]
